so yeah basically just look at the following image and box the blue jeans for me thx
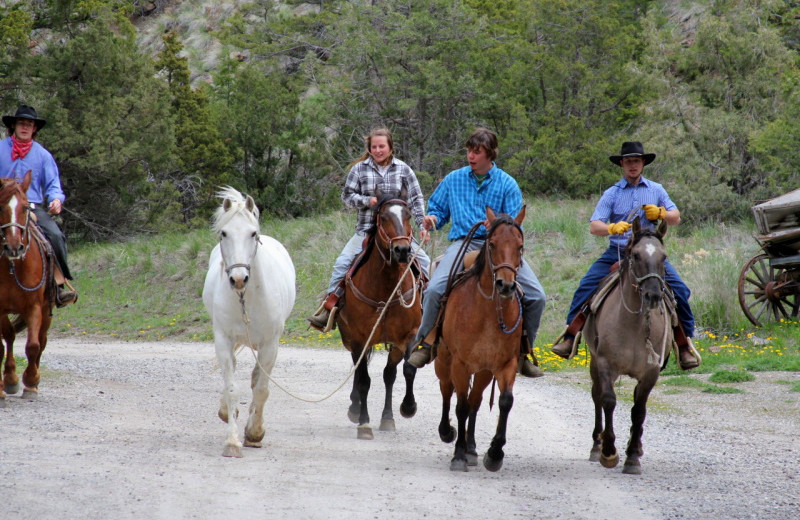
[416,238,546,346]
[565,245,695,337]
[327,231,431,294]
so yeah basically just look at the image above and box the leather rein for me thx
[0,192,48,292]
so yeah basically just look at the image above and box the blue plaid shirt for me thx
[427,163,523,240]
[591,176,677,249]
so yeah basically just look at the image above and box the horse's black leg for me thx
[438,379,456,443]
[595,362,619,468]
[466,408,479,466]
[379,346,399,431]
[348,368,361,424]
[484,390,513,472]
[351,347,373,440]
[589,361,603,461]
[400,338,418,418]
[624,373,657,475]
[451,396,470,471]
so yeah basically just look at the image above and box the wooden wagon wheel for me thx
[738,253,800,326]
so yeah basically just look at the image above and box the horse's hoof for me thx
[589,446,601,462]
[600,451,619,468]
[439,426,456,444]
[450,458,468,472]
[622,458,642,475]
[357,424,374,440]
[4,382,19,395]
[347,406,360,424]
[400,399,417,418]
[243,439,263,448]
[466,450,478,466]
[379,418,396,432]
[222,444,243,458]
[21,388,38,400]
[483,452,504,472]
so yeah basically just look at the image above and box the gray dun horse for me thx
[584,216,672,475]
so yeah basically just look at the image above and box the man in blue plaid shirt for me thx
[407,128,546,377]
[308,127,430,331]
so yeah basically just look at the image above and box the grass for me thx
[29,196,800,383]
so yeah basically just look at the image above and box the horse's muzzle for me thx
[391,243,411,264]
[496,279,517,299]
[2,243,25,260]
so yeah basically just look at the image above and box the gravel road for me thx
[1,338,798,519]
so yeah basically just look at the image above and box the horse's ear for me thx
[21,170,32,192]
[375,187,383,200]
[245,195,256,213]
[657,219,668,239]
[632,215,641,235]
[223,198,233,212]
[486,206,496,224]
[515,205,526,226]
[399,185,407,201]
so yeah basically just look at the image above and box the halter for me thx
[0,197,33,261]
[220,233,261,278]
[477,219,524,335]
[620,235,667,315]
[375,198,413,265]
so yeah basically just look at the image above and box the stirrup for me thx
[552,329,580,360]
[673,339,701,370]
[56,280,78,308]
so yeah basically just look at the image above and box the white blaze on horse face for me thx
[387,205,405,230]
[644,242,656,257]
[7,195,19,239]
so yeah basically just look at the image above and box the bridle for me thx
[621,234,667,315]
[0,191,33,261]
[477,219,524,334]
[375,198,413,265]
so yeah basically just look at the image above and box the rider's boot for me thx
[407,329,437,368]
[518,331,544,378]
[54,266,77,307]
[673,324,701,370]
[308,288,342,332]
[552,310,587,359]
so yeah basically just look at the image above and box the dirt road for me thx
[1,339,798,519]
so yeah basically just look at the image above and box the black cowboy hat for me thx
[609,141,656,166]
[2,105,46,130]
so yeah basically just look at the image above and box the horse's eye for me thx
[251,231,257,238]
[220,231,227,238]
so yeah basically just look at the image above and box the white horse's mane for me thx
[212,186,260,233]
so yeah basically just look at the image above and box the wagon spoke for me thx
[745,276,766,290]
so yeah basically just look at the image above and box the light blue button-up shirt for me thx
[0,137,65,205]
[591,176,676,248]
[427,163,523,240]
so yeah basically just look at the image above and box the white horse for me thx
[202,187,296,458]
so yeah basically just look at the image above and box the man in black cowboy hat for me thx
[551,141,700,369]
[0,104,78,306]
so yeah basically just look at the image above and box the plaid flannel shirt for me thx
[342,156,426,233]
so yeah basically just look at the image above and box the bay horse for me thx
[335,189,423,440]
[584,216,672,474]
[202,187,296,457]
[435,206,526,471]
[0,170,56,405]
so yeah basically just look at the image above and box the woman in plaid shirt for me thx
[308,127,430,331]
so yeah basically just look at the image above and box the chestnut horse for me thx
[435,206,526,471]
[0,170,56,405]
[584,217,672,474]
[335,190,423,440]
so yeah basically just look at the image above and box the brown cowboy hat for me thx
[609,141,655,166]
[3,105,46,130]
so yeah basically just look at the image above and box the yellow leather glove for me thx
[607,221,631,235]
[642,204,667,220]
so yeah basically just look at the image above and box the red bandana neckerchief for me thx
[11,135,33,161]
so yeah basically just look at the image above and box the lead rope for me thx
[233,240,426,403]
